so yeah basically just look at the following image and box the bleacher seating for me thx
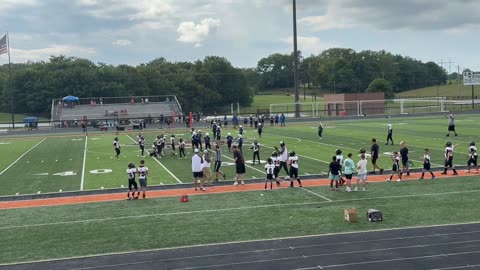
[52,102,180,121]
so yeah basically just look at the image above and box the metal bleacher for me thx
[51,95,182,122]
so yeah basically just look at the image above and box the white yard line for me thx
[301,188,333,202]
[2,188,480,230]
[126,135,182,183]
[80,136,88,191]
[0,138,46,176]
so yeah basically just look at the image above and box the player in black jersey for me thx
[385,124,393,145]
[419,148,435,179]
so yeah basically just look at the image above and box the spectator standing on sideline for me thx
[192,149,206,191]
[280,113,286,127]
[202,150,213,186]
[328,156,341,191]
[370,138,384,174]
[343,153,355,192]
[356,154,368,191]
[232,145,245,185]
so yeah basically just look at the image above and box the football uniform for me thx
[113,140,120,157]
[288,155,299,179]
[265,163,275,181]
[170,137,176,151]
[127,167,138,190]
[272,156,281,178]
[392,155,401,171]
[468,146,478,167]
[137,165,148,188]
[423,154,431,170]
[444,146,454,167]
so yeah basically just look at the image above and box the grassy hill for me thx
[0,113,49,123]
[396,82,476,98]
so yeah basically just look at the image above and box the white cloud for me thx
[8,45,96,62]
[0,0,38,12]
[282,36,338,55]
[112,39,132,46]
[177,18,221,46]
[299,0,480,32]
[76,0,174,20]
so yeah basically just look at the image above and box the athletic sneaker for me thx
[419,177,424,180]
[396,179,402,182]
[386,178,392,181]
[241,181,245,185]
[431,176,436,179]
[380,168,384,174]
[354,187,358,192]
[453,172,458,175]
[440,172,447,175]
[362,188,366,192]
[223,174,227,180]
[346,187,351,192]
[284,176,290,180]
[233,181,238,186]
[202,187,206,191]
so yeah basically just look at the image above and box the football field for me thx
[0,113,479,196]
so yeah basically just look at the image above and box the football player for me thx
[113,137,121,159]
[288,151,302,187]
[466,141,478,173]
[419,148,435,179]
[441,141,459,175]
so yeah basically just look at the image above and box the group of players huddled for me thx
[118,112,478,197]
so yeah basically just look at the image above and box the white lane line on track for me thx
[0,138,46,176]
[126,135,182,183]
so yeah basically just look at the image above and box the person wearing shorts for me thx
[192,149,205,191]
[420,148,435,179]
[272,151,281,186]
[466,141,478,173]
[264,158,275,190]
[233,145,245,185]
[288,151,302,188]
[356,154,368,191]
[328,156,340,191]
[446,114,458,137]
[137,160,148,198]
[214,144,226,181]
[387,152,402,181]
[202,150,213,186]
[343,153,355,192]
[370,138,383,174]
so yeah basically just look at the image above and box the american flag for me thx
[0,34,8,55]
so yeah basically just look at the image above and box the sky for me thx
[0,0,479,72]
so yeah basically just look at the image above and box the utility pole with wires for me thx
[439,58,455,74]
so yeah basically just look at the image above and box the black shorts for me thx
[392,164,399,172]
[273,167,280,178]
[445,157,453,168]
[171,143,175,151]
[402,160,408,167]
[372,156,378,165]
[423,163,431,170]
[289,167,299,179]
[193,171,203,178]
[115,148,120,155]
[468,156,478,166]
[345,173,353,180]
[214,161,222,172]
[128,179,138,190]
[266,174,274,181]
[448,125,455,131]
[236,163,246,174]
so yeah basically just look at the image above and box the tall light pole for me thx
[292,0,300,117]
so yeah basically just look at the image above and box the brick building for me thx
[323,93,385,116]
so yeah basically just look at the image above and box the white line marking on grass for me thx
[431,264,480,270]
[0,138,46,176]
[3,189,480,230]
[80,136,88,191]
[2,222,480,267]
[301,188,332,202]
[126,135,182,183]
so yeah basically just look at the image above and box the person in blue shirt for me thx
[280,113,286,127]
[274,114,279,126]
[223,115,228,128]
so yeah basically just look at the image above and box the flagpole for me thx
[6,32,14,129]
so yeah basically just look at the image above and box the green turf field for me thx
[0,176,479,264]
[0,113,479,196]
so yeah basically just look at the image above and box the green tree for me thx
[366,78,394,99]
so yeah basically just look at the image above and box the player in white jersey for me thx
[271,151,281,186]
[355,154,368,191]
[467,141,478,173]
[275,141,290,179]
[441,141,458,175]
[126,162,138,199]
[113,137,121,158]
[264,158,275,190]
[288,151,302,188]
[170,135,176,157]
[137,160,149,198]
[420,148,435,179]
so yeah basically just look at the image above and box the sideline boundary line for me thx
[2,188,479,230]
[301,187,333,202]
[80,136,87,191]
[0,138,46,176]
[126,134,182,183]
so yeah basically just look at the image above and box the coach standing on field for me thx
[446,114,458,137]
[192,149,205,191]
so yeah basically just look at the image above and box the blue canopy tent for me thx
[23,117,38,123]
[62,95,79,102]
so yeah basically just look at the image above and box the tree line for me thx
[0,48,447,114]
